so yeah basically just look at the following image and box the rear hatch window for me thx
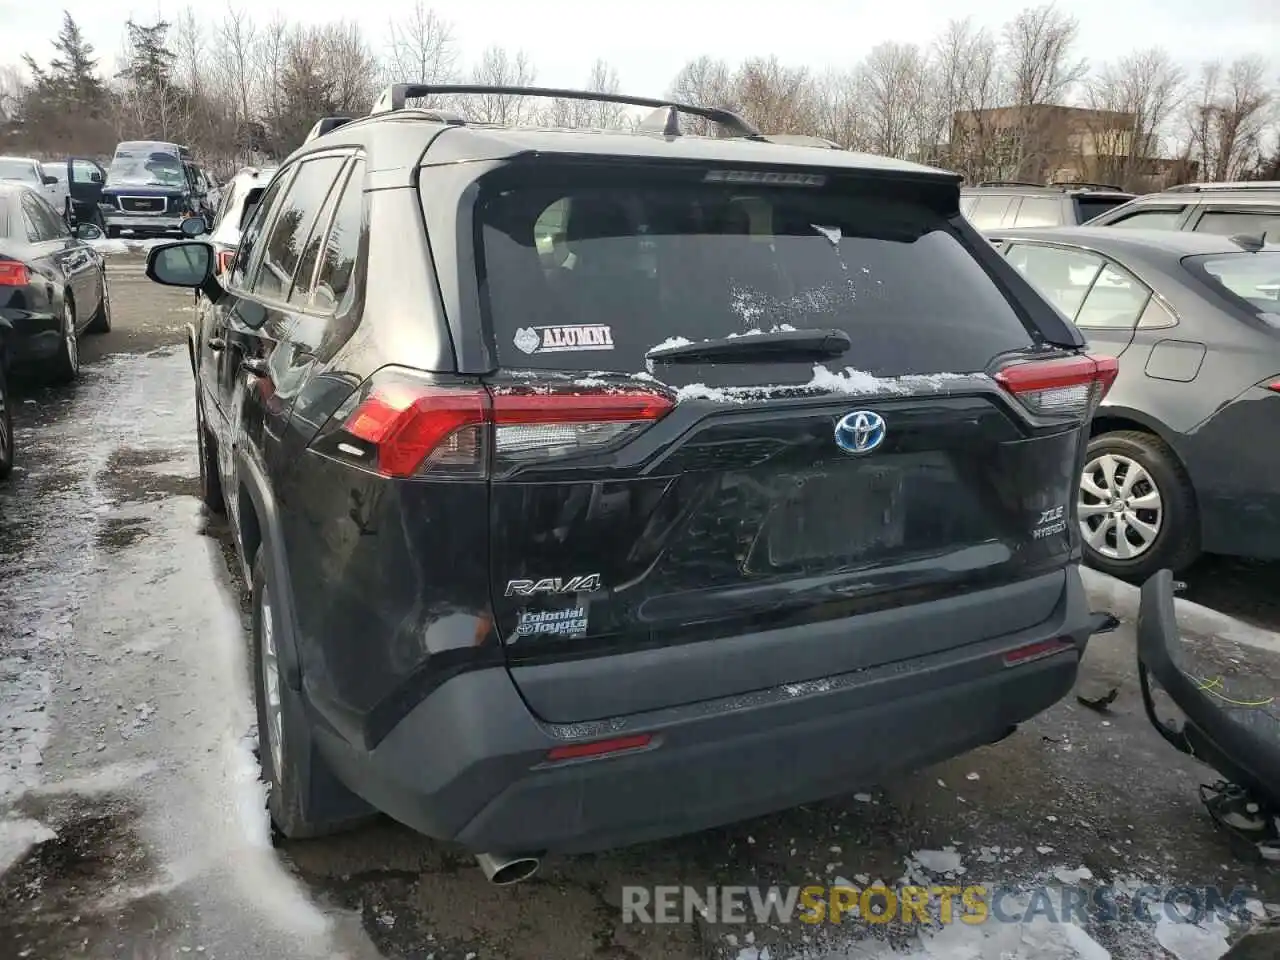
[476,167,1037,386]
[1185,251,1280,325]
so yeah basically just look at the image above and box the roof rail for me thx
[973,180,1044,188]
[757,134,842,149]
[1049,180,1126,191]
[369,83,762,139]
[1164,180,1280,193]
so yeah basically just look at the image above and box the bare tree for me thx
[386,1,458,108]
[542,59,628,129]
[213,5,260,162]
[928,18,1005,179]
[1082,48,1184,190]
[732,56,818,136]
[319,22,381,114]
[253,14,290,157]
[813,68,868,150]
[466,46,537,125]
[667,56,735,136]
[1000,3,1089,178]
[858,42,930,158]
[1186,56,1274,181]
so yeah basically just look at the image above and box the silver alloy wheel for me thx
[0,380,10,465]
[1078,453,1164,561]
[260,585,284,779]
[64,301,78,372]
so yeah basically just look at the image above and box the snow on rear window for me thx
[475,176,1035,379]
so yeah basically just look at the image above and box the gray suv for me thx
[1084,181,1280,237]
[961,181,1136,231]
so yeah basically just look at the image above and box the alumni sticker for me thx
[513,324,615,355]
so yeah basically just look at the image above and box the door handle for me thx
[241,358,269,377]
[207,337,225,351]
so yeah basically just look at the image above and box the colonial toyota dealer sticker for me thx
[513,324,615,355]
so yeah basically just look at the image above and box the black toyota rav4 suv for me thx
[145,84,1121,882]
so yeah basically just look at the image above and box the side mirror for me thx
[76,222,104,241]
[146,241,214,289]
[42,174,58,186]
[90,171,103,184]
[181,216,209,237]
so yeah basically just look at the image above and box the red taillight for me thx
[545,733,653,762]
[329,379,675,479]
[994,354,1118,418]
[0,261,30,286]
[216,250,235,274]
[1003,637,1074,666]
[1266,379,1280,394]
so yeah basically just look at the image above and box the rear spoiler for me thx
[305,116,357,143]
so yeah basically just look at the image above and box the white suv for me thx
[205,166,278,275]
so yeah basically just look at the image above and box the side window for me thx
[1004,243,1104,320]
[21,192,65,241]
[229,174,289,289]
[960,195,978,217]
[213,182,236,227]
[1193,209,1280,238]
[1137,296,1178,329]
[311,160,366,313]
[968,195,1013,229]
[1109,208,1186,230]
[251,156,346,301]
[1013,197,1063,227]
[70,159,98,184]
[1074,263,1152,329]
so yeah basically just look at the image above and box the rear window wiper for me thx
[646,329,851,364]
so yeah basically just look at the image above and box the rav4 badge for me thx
[504,574,603,597]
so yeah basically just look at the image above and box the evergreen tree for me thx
[21,11,107,117]
[117,19,177,99]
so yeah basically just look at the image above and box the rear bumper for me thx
[0,308,61,364]
[315,565,1100,855]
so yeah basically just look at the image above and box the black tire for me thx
[195,385,225,513]
[106,225,120,239]
[47,294,80,384]
[0,360,13,480]
[86,269,112,334]
[251,549,368,840]
[1079,430,1200,581]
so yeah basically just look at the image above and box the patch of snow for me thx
[811,224,843,246]
[671,365,981,406]
[88,236,173,256]
[853,793,873,803]
[0,816,56,874]
[1153,911,1231,960]
[650,336,694,352]
[1052,865,1094,884]
[910,848,965,876]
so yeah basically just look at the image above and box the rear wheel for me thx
[47,296,80,384]
[0,360,14,480]
[251,550,368,840]
[1078,430,1199,581]
[86,270,112,333]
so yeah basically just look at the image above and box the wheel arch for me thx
[235,448,303,692]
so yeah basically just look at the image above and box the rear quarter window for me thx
[474,170,1036,377]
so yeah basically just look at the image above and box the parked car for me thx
[0,182,111,384]
[0,321,11,479]
[142,83,1118,878]
[1083,181,1280,237]
[99,141,215,238]
[0,155,67,216]
[204,165,279,276]
[961,181,1136,231]
[987,225,1280,579]
[43,157,109,227]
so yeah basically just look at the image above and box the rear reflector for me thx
[1003,637,1074,666]
[322,375,675,479]
[0,261,30,286]
[994,354,1118,418]
[1266,379,1280,393]
[545,733,653,762]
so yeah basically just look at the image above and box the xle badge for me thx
[505,574,603,597]
[513,324,615,355]
[1032,505,1068,540]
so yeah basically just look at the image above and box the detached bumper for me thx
[315,566,1107,855]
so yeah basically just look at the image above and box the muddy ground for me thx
[2,256,1279,960]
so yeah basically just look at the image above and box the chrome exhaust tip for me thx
[475,852,542,886]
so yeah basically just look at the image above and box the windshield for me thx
[0,159,39,183]
[1185,251,1280,322]
[106,153,186,188]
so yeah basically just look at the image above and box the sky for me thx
[1,0,1277,99]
